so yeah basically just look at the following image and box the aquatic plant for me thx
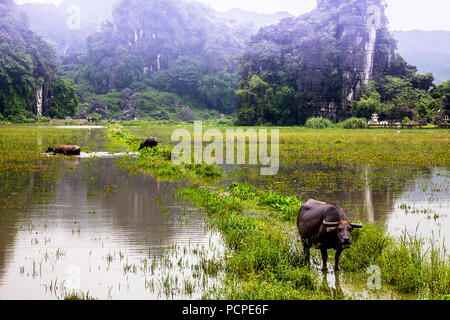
[64,291,97,300]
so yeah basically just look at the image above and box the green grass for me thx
[178,182,450,300]
[108,122,449,300]
[3,123,447,300]
[106,124,223,181]
[64,291,96,300]
[121,123,450,168]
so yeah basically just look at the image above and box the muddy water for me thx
[0,129,224,300]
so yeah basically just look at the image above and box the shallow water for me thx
[224,165,450,250]
[0,128,224,300]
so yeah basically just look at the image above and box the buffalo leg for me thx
[321,248,328,272]
[335,249,343,272]
[302,241,311,267]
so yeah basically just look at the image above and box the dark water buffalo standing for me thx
[46,145,81,156]
[297,199,363,272]
[138,136,158,150]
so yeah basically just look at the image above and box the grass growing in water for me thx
[178,182,450,300]
[107,125,223,181]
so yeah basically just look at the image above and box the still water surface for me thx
[0,128,223,299]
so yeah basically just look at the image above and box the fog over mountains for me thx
[394,30,450,84]
[17,0,450,83]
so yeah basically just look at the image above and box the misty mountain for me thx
[4,0,448,124]
[0,0,78,121]
[19,0,293,58]
[394,30,450,84]
[216,8,293,32]
[19,0,120,56]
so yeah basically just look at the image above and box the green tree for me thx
[197,71,239,114]
[432,81,450,115]
[235,75,271,125]
[266,86,299,125]
[115,55,144,90]
[351,84,384,119]
[47,77,79,119]
[149,56,204,98]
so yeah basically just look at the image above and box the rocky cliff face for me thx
[110,0,248,74]
[239,0,396,121]
[80,0,251,93]
[333,0,395,116]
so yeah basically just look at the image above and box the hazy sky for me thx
[14,0,450,31]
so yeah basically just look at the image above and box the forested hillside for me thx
[2,0,449,124]
[0,0,77,122]
[58,0,252,120]
[235,0,450,125]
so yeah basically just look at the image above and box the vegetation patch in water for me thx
[107,125,223,181]
[178,182,450,300]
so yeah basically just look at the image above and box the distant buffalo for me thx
[45,145,81,156]
[138,136,158,151]
[297,199,363,272]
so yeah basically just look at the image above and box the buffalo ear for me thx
[326,227,337,233]
[351,223,363,229]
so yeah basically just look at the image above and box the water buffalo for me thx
[45,145,81,156]
[297,199,363,272]
[138,136,158,151]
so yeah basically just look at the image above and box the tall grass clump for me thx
[227,182,301,222]
[342,226,450,298]
[229,182,256,200]
[108,125,142,151]
[64,290,96,300]
[338,118,368,129]
[379,233,450,297]
[305,117,334,129]
[340,223,392,271]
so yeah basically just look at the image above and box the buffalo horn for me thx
[323,220,340,227]
[351,223,363,229]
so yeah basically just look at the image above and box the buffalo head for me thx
[45,147,54,153]
[323,220,363,248]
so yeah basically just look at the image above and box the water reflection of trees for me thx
[0,169,57,281]
[0,157,210,284]
[53,159,203,244]
[226,165,429,223]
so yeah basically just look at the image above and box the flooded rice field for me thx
[0,126,448,299]
[0,127,224,300]
[226,165,450,250]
